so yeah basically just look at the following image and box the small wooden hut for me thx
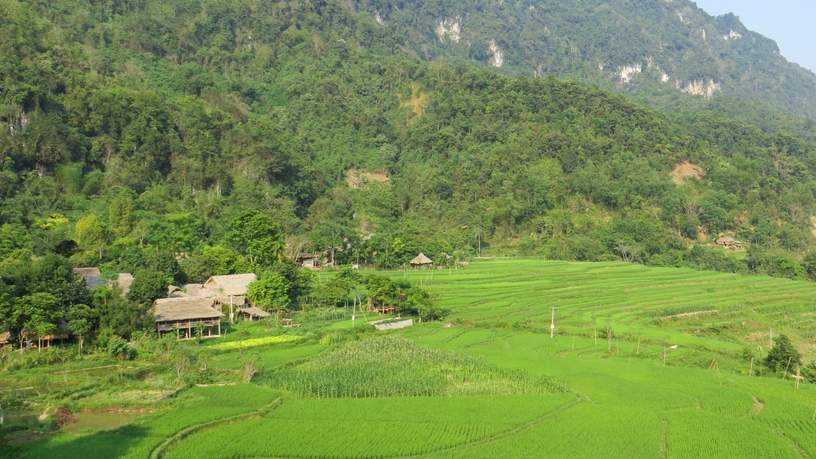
[410,253,433,269]
[237,306,271,321]
[0,331,10,347]
[297,253,322,270]
[153,297,222,340]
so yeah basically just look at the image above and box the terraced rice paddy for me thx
[394,259,816,364]
[11,259,816,458]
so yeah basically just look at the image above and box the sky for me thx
[694,0,816,73]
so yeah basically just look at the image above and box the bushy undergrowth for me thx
[265,336,566,398]
[0,346,74,371]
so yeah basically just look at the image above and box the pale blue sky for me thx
[694,0,816,73]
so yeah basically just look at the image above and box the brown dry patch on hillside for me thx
[671,161,705,185]
[400,83,428,123]
[345,169,390,189]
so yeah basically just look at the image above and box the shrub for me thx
[107,336,137,360]
[764,334,801,373]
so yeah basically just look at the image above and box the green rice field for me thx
[6,259,816,458]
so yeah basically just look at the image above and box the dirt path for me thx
[751,396,765,416]
[659,418,669,459]
[409,395,586,458]
[149,398,283,459]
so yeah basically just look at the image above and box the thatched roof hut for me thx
[153,297,220,322]
[410,253,433,267]
[238,306,271,321]
[153,297,222,340]
[73,267,105,289]
[0,331,10,346]
[203,273,257,305]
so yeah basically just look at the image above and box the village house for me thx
[410,253,434,269]
[159,273,268,328]
[297,253,322,270]
[153,297,222,340]
[203,273,258,322]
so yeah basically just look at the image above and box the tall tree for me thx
[67,303,96,355]
[247,271,289,320]
[226,210,284,269]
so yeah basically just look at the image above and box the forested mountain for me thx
[352,0,816,120]
[3,0,816,286]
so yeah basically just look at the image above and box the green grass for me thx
[19,385,281,459]
[8,259,816,458]
[163,394,576,458]
[388,259,816,364]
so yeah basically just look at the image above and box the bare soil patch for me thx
[400,83,428,123]
[671,161,705,185]
[345,169,389,189]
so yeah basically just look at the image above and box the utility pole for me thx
[351,295,357,328]
[550,307,556,339]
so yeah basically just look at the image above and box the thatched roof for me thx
[410,253,433,266]
[240,306,271,318]
[0,331,10,345]
[116,273,134,297]
[204,273,257,297]
[184,283,211,298]
[153,297,221,323]
[168,283,217,299]
[73,267,105,289]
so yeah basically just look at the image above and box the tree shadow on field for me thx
[11,424,150,459]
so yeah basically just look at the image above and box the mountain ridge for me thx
[2,0,816,282]
[350,0,816,120]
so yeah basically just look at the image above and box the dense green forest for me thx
[4,0,816,339]
[353,0,816,122]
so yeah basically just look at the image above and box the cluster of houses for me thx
[1,252,438,347]
[71,269,268,341]
[1,268,135,349]
[158,273,269,340]
[296,252,435,270]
